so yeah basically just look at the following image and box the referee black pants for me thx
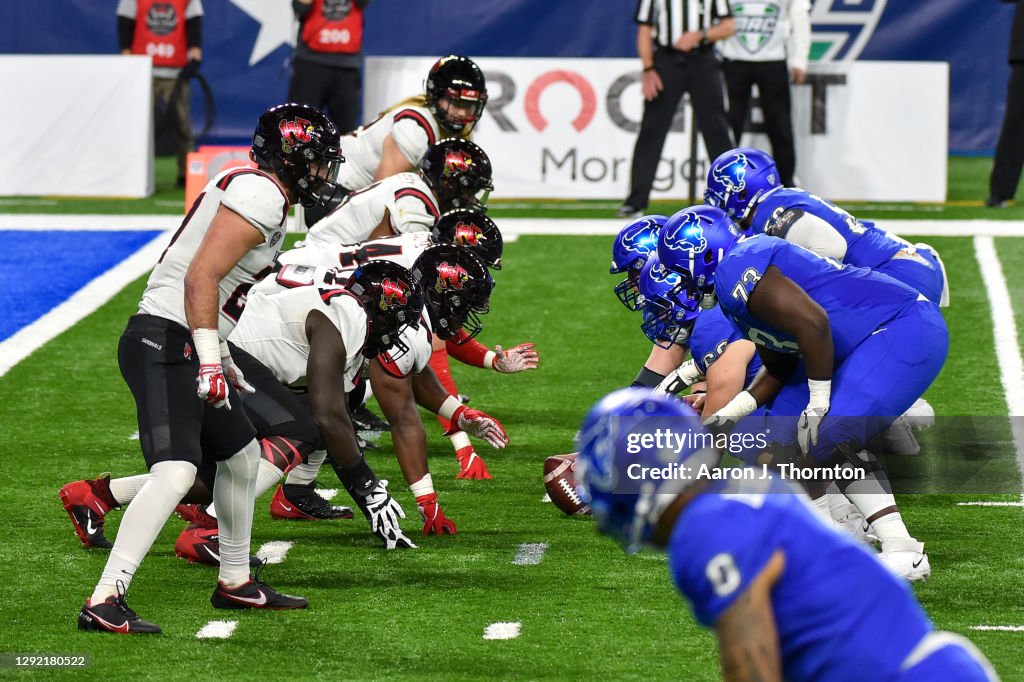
[990,63,1024,202]
[625,48,734,210]
[722,58,796,186]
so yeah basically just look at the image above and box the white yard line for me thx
[0,232,168,377]
[972,236,1024,504]
[956,501,1024,507]
[255,541,294,565]
[512,542,549,566]
[970,625,1024,632]
[195,620,238,639]
[483,622,522,640]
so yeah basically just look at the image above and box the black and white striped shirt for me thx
[635,0,732,48]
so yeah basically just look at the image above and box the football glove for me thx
[416,492,457,535]
[355,480,417,549]
[197,364,231,410]
[448,406,509,449]
[656,359,702,395]
[456,449,492,480]
[222,353,256,395]
[493,343,539,373]
[702,390,757,429]
[797,379,831,454]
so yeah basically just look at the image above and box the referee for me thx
[619,0,736,218]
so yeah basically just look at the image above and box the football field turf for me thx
[1,225,1024,680]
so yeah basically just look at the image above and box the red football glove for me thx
[447,405,509,449]
[416,493,457,535]
[456,448,492,480]
[197,363,230,409]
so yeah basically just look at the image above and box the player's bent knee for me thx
[149,460,199,499]
[261,435,314,473]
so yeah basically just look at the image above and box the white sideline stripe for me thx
[483,622,522,640]
[315,488,338,502]
[513,542,549,565]
[2,214,1022,237]
[970,625,1024,632]
[956,501,1024,507]
[973,236,1024,504]
[256,541,293,565]
[196,620,237,639]
[0,232,168,378]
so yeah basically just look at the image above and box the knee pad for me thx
[261,435,314,473]
[149,460,198,499]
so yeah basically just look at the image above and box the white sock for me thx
[842,473,912,543]
[285,450,326,486]
[108,474,150,506]
[206,459,285,519]
[448,431,472,453]
[825,483,857,521]
[809,494,834,526]
[91,460,196,603]
[214,440,260,587]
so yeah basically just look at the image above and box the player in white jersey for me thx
[306,137,494,245]
[73,104,343,634]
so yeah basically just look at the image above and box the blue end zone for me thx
[0,230,162,343]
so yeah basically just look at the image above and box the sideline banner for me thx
[0,56,153,198]
[365,57,947,203]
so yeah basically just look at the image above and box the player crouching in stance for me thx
[76,103,344,634]
[576,388,999,682]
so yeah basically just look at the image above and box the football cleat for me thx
[59,474,119,549]
[174,503,217,529]
[830,502,877,546]
[211,566,308,610]
[269,483,354,520]
[174,524,261,568]
[351,405,391,433]
[875,538,931,582]
[902,397,936,430]
[78,587,161,635]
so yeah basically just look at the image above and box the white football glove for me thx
[493,343,540,373]
[362,480,417,549]
[702,390,758,429]
[455,407,509,449]
[656,359,703,395]
[797,379,831,454]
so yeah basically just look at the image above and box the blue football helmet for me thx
[703,147,781,223]
[637,255,700,348]
[657,206,740,310]
[611,214,667,311]
[575,387,719,554]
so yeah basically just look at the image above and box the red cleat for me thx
[59,474,119,549]
[174,524,261,568]
[174,503,217,529]
[268,483,353,520]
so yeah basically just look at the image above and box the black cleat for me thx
[211,566,309,611]
[270,482,354,520]
[351,405,391,432]
[78,590,161,634]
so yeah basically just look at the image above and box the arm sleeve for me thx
[669,499,778,627]
[787,0,812,71]
[712,0,733,20]
[391,111,436,166]
[354,0,373,8]
[773,210,849,262]
[634,0,656,24]
[293,0,313,18]
[185,17,202,48]
[446,330,495,368]
[117,16,135,51]
[220,174,289,238]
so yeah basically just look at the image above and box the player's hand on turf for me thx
[222,354,255,395]
[362,480,417,549]
[197,364,231,410]
[493,343,539,373]
[452,406,509,449]
[416,492,457,535]
[656,359,702,394]
[702,390,757,429]
[456,450,492,480]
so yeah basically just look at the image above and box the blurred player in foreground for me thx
[576,388,998,682]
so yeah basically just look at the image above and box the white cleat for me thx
[876,538,931,582]
[831,503,878,546]
[902,398,936,430]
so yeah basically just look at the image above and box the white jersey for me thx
[139,168,288,337]
[230,284,368,392]
[336,104,443,191]
[717,0,811,70]
[307,173,439,246]
[252,232,434,298]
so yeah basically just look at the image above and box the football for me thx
[543,453,591,516]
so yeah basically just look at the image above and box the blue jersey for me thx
[752,188,904,269]
[689,305,762,384]
[715,235,921,363]
[668,477,933,682]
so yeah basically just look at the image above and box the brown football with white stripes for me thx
[543,453,591,516]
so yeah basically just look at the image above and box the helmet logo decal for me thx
[379,277,409,310]
[443,149,474,176]
[619,224,658,254]
[453,221,485,246]
[712,153,748,194]
[435,261,469,293]
[649,264,676,284]
[279,117,314,151]
[663,214,708,253]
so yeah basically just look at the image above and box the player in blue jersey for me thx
[575,388,998,682]
[703,146,949,309]
[610,215,689,388]
[663,214,948,579]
